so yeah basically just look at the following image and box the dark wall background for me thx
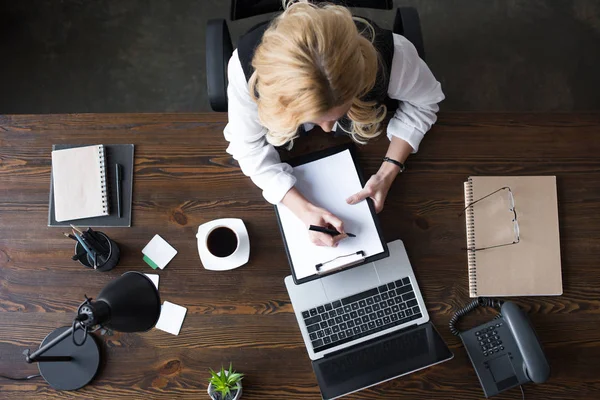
[1,0,599,114]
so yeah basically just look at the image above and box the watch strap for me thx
[383,157,405,172]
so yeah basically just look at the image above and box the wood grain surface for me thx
[1,113,600,399]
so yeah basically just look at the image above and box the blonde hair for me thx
[249,0,386,147]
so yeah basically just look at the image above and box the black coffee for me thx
[206,227,238,258]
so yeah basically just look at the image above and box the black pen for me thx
[86,228,109,254]
[82,231,103,256]
[63,232,78,241]
[309,225,356,237]
[72,230,97,269]
[116,163,123,218]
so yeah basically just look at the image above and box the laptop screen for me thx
[312,323,453,399]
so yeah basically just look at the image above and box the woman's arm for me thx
[347,34,444,211]
[346,136,412,212]
[225,50,346,246]
[224,49,296,204]
[385,33,445,151]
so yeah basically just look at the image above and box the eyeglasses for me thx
[461,186,520,252]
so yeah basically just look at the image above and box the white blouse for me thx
[224,33,445,204]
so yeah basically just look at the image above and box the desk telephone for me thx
[449,298,550,398]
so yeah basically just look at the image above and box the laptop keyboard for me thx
[301,277,422,353]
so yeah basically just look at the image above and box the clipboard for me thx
[275,143,389,284]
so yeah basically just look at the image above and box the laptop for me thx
[285,239,453,399]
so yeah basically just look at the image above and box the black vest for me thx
[237,18,396,137]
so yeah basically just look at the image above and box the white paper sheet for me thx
[276,149,385,280]
[155,301,187,335]
[144,273,159,289]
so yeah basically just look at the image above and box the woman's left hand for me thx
[346,172,395,213]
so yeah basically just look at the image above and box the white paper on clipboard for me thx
[276,149,385,281]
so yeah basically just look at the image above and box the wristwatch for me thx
[383,157,406,172]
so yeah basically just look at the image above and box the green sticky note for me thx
[143,255,159,270]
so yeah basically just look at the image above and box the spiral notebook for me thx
[464,176,562,297]
[49,144,134,227]
[51,145,109,222]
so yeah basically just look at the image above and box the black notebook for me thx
[48,144,134,227]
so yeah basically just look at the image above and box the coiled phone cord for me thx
[449,297,504,336]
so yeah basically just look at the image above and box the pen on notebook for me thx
[309,225,356,237]
[116,163,123,218]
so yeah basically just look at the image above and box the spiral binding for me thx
[98,145,109,215]
[464,178,477,297]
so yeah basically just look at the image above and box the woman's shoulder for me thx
[228,50,245,87]
[225,49,267,137]
[391,33,420,59]
[227,49,255,104]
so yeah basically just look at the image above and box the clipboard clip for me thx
[316,250,366,276]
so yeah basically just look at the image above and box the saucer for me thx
[196,218,249,271]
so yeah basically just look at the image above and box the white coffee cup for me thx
[196,218,249,271]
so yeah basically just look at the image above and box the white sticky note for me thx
[144,273,159,289]
[155,301,187,336]
[142,234,177,270]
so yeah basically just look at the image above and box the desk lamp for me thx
[23,271,161,390]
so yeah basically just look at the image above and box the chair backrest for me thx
[231,0,393,21]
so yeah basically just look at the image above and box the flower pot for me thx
[207,371,242,400]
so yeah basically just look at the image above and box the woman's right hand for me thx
[299,203,348,247]
[281,187,348,247]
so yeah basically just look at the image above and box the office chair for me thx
[206,0,425,112]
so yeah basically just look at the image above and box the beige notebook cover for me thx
[51,144,109,222]
[464,176,562,297]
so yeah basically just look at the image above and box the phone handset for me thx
[502,302,550,383]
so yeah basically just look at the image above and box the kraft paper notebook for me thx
[464,176,562,297]
[49,144,134,227]
[275,144,388,285]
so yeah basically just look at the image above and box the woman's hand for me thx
[347,136,413,213]
[299,203,348,247]
[346,171,395,213]
[282,187,348,247]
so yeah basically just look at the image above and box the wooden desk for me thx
[1,113,599,400]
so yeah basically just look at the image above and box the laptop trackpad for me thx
[312,323,453,400]
[320,264,379,300]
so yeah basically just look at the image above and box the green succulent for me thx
[209,363,243,400]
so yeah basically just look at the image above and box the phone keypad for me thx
[475,322,505,357]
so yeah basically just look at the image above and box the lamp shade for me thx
[94,271,161,332]
[25,271,162,391]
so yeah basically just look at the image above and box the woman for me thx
[224,0,444,247]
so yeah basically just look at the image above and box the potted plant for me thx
[208,363,244,400]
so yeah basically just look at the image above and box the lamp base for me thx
[37,326,100,390]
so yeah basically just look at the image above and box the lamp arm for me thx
[24,323,81,363]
